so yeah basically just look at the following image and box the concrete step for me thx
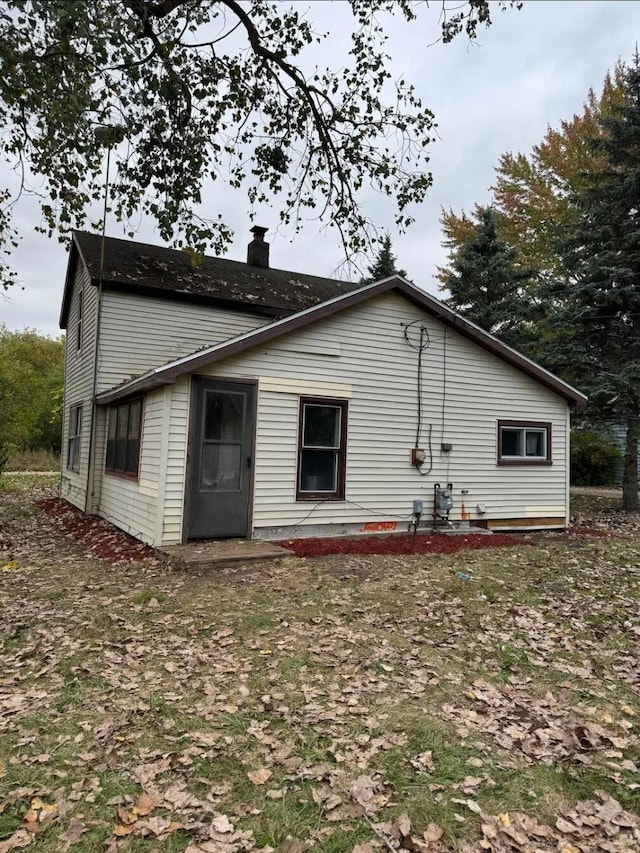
[156,538,293,570]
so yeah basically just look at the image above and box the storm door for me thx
[187,379,255,539]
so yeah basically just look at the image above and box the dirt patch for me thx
[37,497,155,564]
[566,526,610,537]
[275,530,525,557]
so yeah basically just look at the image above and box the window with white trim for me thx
[497,420,551,465]
[297,398,348,500]
[67,405,82,472]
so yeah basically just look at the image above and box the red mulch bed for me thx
[37,498,156,564]
[274,531,525,558]
[36,497,530,563]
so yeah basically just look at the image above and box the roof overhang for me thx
[95,276,587,407]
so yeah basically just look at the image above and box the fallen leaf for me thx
[396,812,411,836]
[266,789,284,800]
[0,830,33,853]
[556,817,578,834]
[132,793,156,817]
[279,839,305,853]
[460,776,483,791]
[423,822,443,842]
[350,775,375,804]
[137,816,182,839]
[248,767,273,785]
[411,751,434,773]
[60,816,85,848]
[211,814,234,834]
[451,797,482,815]
[116,806,136,825]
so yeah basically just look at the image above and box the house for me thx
[59,227,587,547]
[605,423,637,485]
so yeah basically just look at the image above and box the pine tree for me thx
[440,207,537,353]
[360,234,407,284]
[558,58,640,510]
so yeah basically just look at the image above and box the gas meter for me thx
[433,482,454,527]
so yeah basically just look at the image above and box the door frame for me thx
[182,375,258,543]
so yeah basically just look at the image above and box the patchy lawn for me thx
[1,475,639,852]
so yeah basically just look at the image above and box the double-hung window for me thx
[67,405,82,472]
[297,398,348,500]
[497,420,551,465]
[106,398,142,477]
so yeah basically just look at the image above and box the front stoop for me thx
[156,539,293,570]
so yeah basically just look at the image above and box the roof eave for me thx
[59,233,83,329]
[96,372,175,406]
[392,281,588,407]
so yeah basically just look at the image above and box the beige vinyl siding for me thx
[164,291,569,535]
[162,380,190,544]
[98,389,165,545]
[89,406,107,514]
[565,404,572,520]
[96,291,269,393]
[60,264,98,511]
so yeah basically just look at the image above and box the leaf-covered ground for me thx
[1,476,639,852]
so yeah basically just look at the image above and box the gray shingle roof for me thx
[72,231,359,316]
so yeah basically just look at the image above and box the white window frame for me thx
[67,405,82,472]
[497,420,552,466]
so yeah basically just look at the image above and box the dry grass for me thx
[4,449,60,472]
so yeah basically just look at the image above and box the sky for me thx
[2,0,640,338]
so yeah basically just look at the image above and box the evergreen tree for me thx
[558,58,640,510]
[360,234,407,284]
[440,207,537,353]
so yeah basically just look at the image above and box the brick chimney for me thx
[247,225,269,268]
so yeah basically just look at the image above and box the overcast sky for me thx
[2,0,639,338]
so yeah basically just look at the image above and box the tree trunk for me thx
[622,414,640,511]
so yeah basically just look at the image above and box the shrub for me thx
[571,430,621,486]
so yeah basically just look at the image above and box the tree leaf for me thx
[247,767,272,785]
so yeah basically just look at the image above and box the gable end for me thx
[95,276,587,407]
